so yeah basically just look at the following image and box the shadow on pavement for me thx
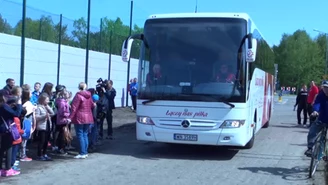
[271,124,300,129]
[238,166,311,181]
[16,122,238,177]
[293,130,309,134]
[93,123,239,161]
[290,143,307,147]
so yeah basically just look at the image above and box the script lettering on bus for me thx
[255,78,264,86]
[192,111,208,118]
[165,110,208,118]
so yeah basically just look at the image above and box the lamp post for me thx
[313,29,328,75]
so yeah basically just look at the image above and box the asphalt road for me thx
[1,97,326,185]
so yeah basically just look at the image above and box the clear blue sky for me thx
[2,0,328,46]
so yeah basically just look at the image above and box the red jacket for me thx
[69,91,95,124]
[216,73,235,83]
[13,117,24,145]
[307,85,319,104]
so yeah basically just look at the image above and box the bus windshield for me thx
[139,17,247,103]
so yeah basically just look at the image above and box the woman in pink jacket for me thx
[69,82,95,159]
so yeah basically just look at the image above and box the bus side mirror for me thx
[246,38,257,63]
[121,38,134,62]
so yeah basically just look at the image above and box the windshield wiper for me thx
[142,94,176,105]
[182,94,235,108]
[218,97,235,108]
[142,99,157,105]
[187,94,235,108]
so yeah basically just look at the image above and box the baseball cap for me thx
[322,80,328,88]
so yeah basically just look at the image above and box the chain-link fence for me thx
[0,0,143,58]
[0,0,148,106]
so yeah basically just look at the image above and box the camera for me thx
[96,78,108,93]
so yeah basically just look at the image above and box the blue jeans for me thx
[90,123,98,146]
[74,124,90,155]
[307,121,324,149]
[11,144,20,166]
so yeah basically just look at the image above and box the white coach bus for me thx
[121,13,275,149]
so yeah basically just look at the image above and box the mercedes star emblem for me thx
[181,120,190,128]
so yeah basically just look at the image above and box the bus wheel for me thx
[263,121,269,128]
[244,125,255,149]
[263,104,271,128]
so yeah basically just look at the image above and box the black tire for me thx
[309,140,321,178]
[263,121,269,128]
[263,104,271,128]
[244,125,255,149]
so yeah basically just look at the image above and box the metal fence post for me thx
[85,0,91,84]
[325,34,328,75]
[20,0,26,86]
[39,18,42,40]
[125,0,133,107]
[56,14,63,86]
[108,30,112,80]
[100,18,103,52]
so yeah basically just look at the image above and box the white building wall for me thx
[0,33,139,107]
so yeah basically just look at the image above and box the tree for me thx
[3,14,144,57]
[39,16,57,42]
[71,17,87,48]
[54,22,75,46]
[14,18,40,39]
[0,14,12,34]
[274,30,323,88]
[3,11,328,87]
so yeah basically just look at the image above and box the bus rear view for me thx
[121,13,271,149]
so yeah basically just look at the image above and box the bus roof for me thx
[147,12,271,47]
[147,12,251,20]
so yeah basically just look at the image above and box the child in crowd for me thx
[55,90,71,155]
[35,93,55,161]
[65,91,74,150]
[20,84,36,162]
[88,94,99,152]
[12,116,25,171]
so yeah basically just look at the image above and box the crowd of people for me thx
[0,76,139,177]
[293,80,328,157]
[294,81,319,128]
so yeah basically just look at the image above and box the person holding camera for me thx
[99,80,116,140]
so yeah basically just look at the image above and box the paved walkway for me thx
[1,100,326,185]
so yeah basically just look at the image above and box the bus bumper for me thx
[136,123,247,146]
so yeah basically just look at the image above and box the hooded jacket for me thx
[2,85,12,96]
[69,91,95,124]
[35,104,55,131]
[56,98,70,125]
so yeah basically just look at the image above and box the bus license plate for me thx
[174,134,198,141]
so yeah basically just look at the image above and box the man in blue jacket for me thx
[129,78,138,111]
[305,80,328,157]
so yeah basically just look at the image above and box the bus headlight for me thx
[137,116,155,125]
[220,120,245,128]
